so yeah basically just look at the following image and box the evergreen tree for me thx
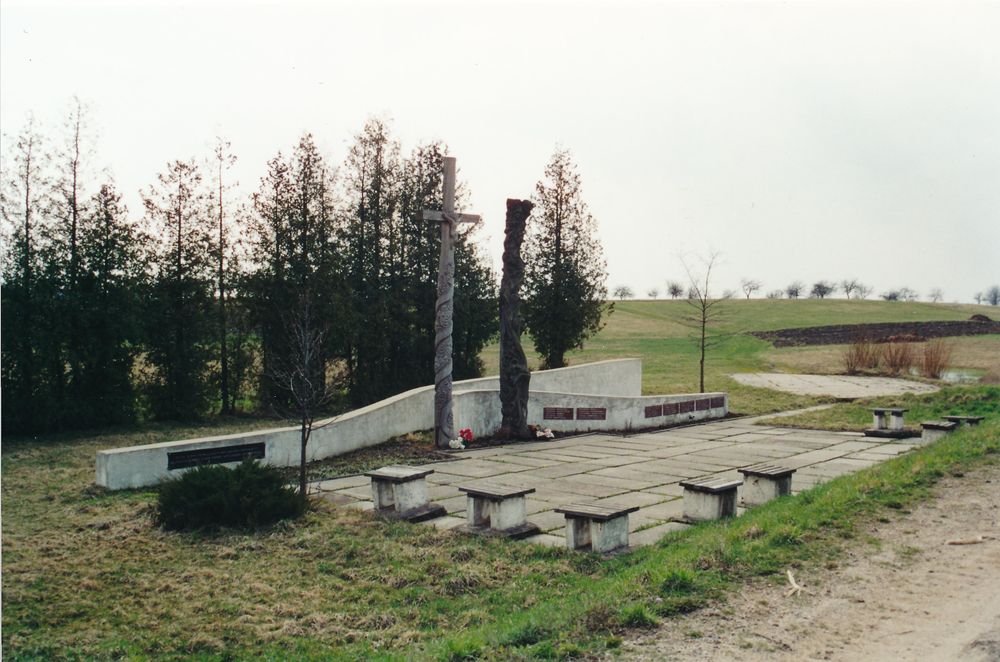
[142,159,215,419]
[1,116,51,433]
[523,149,609,369]
[210,137,239,413]
[340,119,401,405]
[247,135,340,413]
[75,183,146,425]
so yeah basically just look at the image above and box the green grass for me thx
[764,385,1000,431]
[4,299,999,660]
[4,394,999,660]
[480,299,991,416]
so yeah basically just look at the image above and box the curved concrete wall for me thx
[95,359,725,491]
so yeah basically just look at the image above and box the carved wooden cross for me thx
[422,156,481,449]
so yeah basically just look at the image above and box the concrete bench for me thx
[738,464,795,507]
[365,466,446,523]
[457,483,540,539]
[555,503,639,554]
[921,420,958,443]
[942,415,984,427]
[679,476,742,522]
[871,407,907,431]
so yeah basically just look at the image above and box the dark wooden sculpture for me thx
[497,198,534,440]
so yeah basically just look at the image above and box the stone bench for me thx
[942,415,984,427]
[738,464,795,507]
[554,503,639,554]
[679,476,742,522]
[365,466,446,523]
[921,420,958,443]
[871,407,907,431]
[457,483,540,539]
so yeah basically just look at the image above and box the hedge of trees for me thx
[1,105,499,435]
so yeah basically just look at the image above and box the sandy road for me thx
[614,463,1000,661]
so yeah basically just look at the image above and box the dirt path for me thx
[616,463,1000,661]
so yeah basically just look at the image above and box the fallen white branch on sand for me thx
[946,535,995,545]
[784,569,804,597]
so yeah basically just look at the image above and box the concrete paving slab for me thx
[630,521,691,546]
[731,373,938,398]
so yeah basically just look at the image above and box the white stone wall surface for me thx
[95,359,726,490]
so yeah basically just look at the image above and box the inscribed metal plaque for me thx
[644,404,663,419]
[576,407,607,421]
[543,407,574,420]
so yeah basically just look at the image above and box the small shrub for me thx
[921,338,953,379]
[618,604,658,628]
[843,335,879,374]
[880,342,915,376]
[156,460,304,531]
[659,568,699,596]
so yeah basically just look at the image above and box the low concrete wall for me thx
[95,359,723,491]
[455,391,727,436]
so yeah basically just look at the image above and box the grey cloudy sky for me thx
[2,0,998,301]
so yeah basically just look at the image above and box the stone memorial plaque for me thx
[679,400,695,414]
[543,407,574,420]
[663,402,679,415]
[644,404,663,418]
[696,398,711,411]
[710,396,725,408]
[576,407,607,421]
[167,442,265,470]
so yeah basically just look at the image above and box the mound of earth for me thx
[751,320,1000,347]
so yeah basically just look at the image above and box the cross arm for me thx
[422,210,481,225]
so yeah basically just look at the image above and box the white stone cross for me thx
[422,156,481,449]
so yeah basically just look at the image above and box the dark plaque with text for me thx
[543,407,574,420]
[644,404,663,418]
[576,407,607,421]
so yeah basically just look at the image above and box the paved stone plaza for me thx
[316,417,925,548]
[731,373,938,398]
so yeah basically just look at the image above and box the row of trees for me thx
[0,108,499,435]
[2,104,611,436]
[615,279,999,304]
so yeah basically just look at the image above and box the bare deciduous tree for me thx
[646,288,659,299]
[986,285,1000,306]
[810,281,836,298]
[766,289,784,299]
[740,278,761,299]
[681,253,730,393]
[612,285,634,300]
[268,295,338,503]
[667,281,684,299]
[928,288,944,303]
[785,281,803,299]
[840,278,859,299]
[856,283,873,300]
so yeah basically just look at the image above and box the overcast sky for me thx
[2,0,998,302]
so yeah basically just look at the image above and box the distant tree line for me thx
[1,104,500,435]
[610,277,999,305]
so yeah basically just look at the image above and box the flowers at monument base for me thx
[536,428,554,439]
[459,428,474,443]
[448,438,465,450]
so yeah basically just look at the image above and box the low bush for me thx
[921,338,954,379]
[843,335,880,374]
[156,460,305,531]
[880,342,915,375]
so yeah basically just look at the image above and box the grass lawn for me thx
[481,299,996,417]
[4,300,999,660]
[3,395,998,660]
[763,385,1000,431]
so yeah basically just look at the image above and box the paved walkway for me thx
[316,418,925,548]
[731,373,938,398]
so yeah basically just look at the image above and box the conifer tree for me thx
[142,159,215,419]
[75,183,146,425]
[523,149,609,368]
[1,117,51,433]
[247,134,340,413]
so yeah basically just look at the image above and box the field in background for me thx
[481,299,997,415]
